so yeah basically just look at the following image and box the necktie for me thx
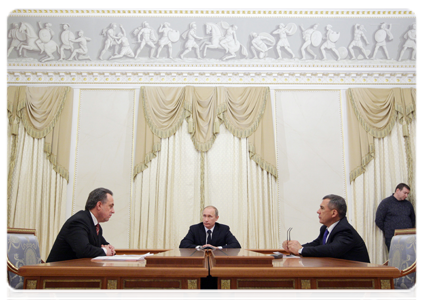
[96,224,100,236]
[322,229,329,245]
[207,230,212,244]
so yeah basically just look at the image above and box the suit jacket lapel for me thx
[326,218,344,244]
[211,223,220,245]
[85,210,101,246]
[198,223,207,245]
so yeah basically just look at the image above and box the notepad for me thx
[91,253,154,261]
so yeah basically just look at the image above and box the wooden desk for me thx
[18,248,401,290]
[209,249,401,289]
[18,249,208,289]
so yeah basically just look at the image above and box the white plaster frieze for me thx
[7,9,416,70]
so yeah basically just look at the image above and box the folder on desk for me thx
[92,253,154,261]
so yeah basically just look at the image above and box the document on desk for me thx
[92,253,154,261]
[283,254,300,258]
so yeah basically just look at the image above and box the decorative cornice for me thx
[8,71,416,85]
[7,62,417,69]
[9,9,415,17]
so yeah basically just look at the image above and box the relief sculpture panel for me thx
[7,9,416,66]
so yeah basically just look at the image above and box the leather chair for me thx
[385,228,416,289]
[7,228,43,289]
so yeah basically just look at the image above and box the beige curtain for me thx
[7,86,73,260]
[131,122,202,249]
[347,87,416,264]
[131,121,279,249]
[351,120,413,264]
[204,124,279,248]
[131,86,279,249]
[134,86,277,179]
[347,88,416,190]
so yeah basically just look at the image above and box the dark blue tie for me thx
[323,229,329,245]
[207,230,212,244]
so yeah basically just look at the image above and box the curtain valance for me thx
[134,86,277,179]
[7,86,73,182]
[347,88,415,183]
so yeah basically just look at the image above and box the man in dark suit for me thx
[46,188,116,262]
[179,206,241,300]
[283,194,370,263]
[179,206,241,249]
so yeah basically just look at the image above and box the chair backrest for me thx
[7,228,42,289]
[388,228,416,289]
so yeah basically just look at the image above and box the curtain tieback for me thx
[11,118,19,135]
[188,116,194,133]
[402,121,409,137]
[213,116,220,134]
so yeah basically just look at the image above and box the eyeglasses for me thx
[287,227,293,242]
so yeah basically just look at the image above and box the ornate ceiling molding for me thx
[7,8,416,85]
[8,70,415,85]
[9,9,416,16]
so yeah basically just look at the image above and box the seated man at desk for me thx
[179,205,241,249]
[46,188,116,262]
[283,194,370,263]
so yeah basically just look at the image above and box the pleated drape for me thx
[346,88,415,188]
[7,86,73,261]
[347,87,416,264]
[131,85,279,249]
[134,86,277,179]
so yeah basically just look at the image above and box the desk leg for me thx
[107,293,119,300]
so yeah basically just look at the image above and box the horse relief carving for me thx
[6,17,416,64]
[202,22,248,60]
[16,22,59,62]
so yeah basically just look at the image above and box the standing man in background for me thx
[376,183,415,251]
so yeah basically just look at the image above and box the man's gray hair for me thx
[85,188,113,211]
[203,205,219,217]
[322,194,347,219]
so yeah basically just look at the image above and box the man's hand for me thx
[282,240,289,251]
[287,240,303,256]
[202,244,217,250]
[102,244,116,256]
[108,244,116,255]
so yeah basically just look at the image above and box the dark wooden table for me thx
[210,248,401,289]
[18,248,400,289]
[18,249,208,289]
